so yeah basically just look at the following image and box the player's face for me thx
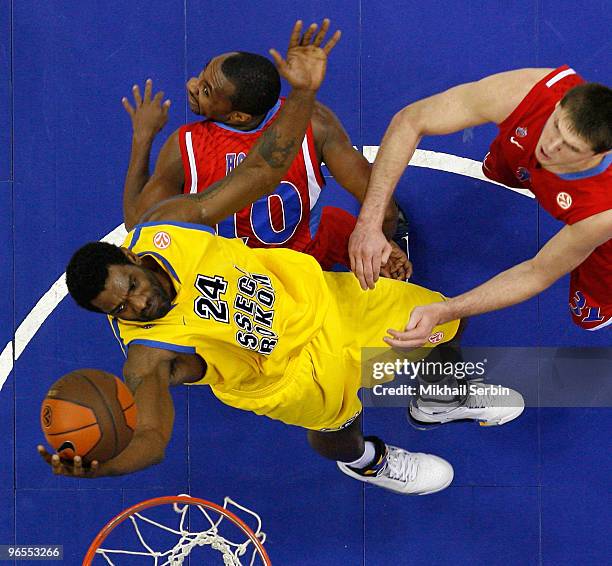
[91,264,173,322]
[186,53,236,121]
[535,106,597,169]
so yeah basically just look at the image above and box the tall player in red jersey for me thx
[120,22,410,278]
[348,66,611,342]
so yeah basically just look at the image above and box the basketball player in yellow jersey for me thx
[40,20,523,494]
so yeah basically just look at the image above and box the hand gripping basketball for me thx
[38,369,137,478]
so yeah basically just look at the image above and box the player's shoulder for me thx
[127,221,216,250]
[311,100,346,142]
[474,68,556,123]
[177,118,211,137]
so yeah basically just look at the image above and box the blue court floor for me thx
[1,1,610,564]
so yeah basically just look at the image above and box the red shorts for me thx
[303,205,356,271]
[569,241,612,331]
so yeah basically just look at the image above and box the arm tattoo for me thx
[258,128,296,168]
[190,176,231,203]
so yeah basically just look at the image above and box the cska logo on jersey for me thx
[153,231,171,249]
[515,167,531,183]
[515,126,528,138]
[556,192,572,210]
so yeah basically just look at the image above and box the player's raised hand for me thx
[122,79,171,141]
[37,445,102,479]
[269,19,341,92]
[383,303,448,348]
[349,221,391,290]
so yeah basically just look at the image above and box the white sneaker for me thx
[337,444,454,495]
[410,381,525,426]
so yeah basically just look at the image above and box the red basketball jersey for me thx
[482,66,612,330]
[178,98,325,253]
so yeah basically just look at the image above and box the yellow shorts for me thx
[211,273,460,431]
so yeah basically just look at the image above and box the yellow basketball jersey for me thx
[110,222,331,392]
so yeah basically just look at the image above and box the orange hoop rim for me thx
[83,495,271,565]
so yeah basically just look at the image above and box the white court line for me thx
[0,150,533,392]
[363,147,535,199]
[0,224,128,391]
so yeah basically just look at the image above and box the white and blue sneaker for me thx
[337,437,453,495]
[409,381,525,426]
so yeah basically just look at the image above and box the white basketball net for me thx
[95,496,267,565]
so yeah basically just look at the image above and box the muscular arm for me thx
[349,68,553,289]
[123,129,185,231]
[136,20,340,227]
[99,345,178,476]
[141,87,319,225]
[360,68,552,225]
[442,211,612,320]
[311,101,398,237]
[386,211,612,347]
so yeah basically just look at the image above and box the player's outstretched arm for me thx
[311,102,401,239]
[385,210,612,348]
[37,346,177,478]
[100,346,177,476]
[122,79,185,231]
[139,19,341,226]
[349,68,552,290]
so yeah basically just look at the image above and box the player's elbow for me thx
[138,427,169,464]
[392,104,423,136]
[197,206,222,227]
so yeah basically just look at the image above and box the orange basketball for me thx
[41,369,137,464]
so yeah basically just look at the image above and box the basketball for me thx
[40,369,137,464]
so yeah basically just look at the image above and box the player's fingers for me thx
[405,309,421,331]
[349,252,356,275]
[268,49,286,71]
[383,335,425,349]
[363,254,377,289]
[37,445,52,464]
[287,20,303,49]
[405,261,413,280]
[354,257,368,291]
[386,326,426,344]
[370,251,384,286]
[143,78,153,103]
[322,29,342,54]
[132,84,142,106]
[301,22,317,45]
[51,454,62,475]
[312,18,330,46]
[381,242,392,265]
[73,456,83,477]
[163,99,171,110]
[153,90,164,104]
[121,97,135,116]
[89,460,100,477]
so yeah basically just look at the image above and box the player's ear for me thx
[121,248,141,265]
[226,110,253,125]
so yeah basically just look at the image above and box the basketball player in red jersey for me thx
[120,22,411,278]
[349,66,611,341]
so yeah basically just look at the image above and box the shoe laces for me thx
[466,388,496,409]
[384,447,419,483]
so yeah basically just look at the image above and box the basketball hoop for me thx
[84,494,271,565]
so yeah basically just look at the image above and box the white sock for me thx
[342,440,376,470]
